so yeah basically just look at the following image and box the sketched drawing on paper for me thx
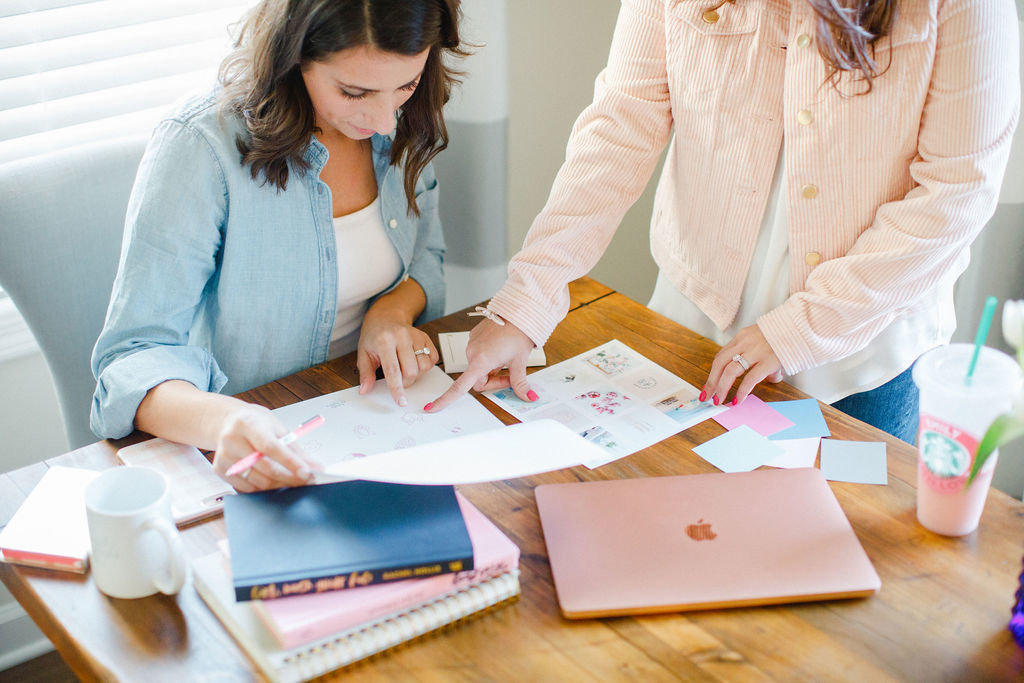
[490,387,552,415]
[585,349,634,376]
[482,339,720,468]
[574,388,633,417]
[634,376,657,390]
[353,424,375,439]
[580,425,620,450]
[269,366,504,469]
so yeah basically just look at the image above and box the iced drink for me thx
[913,344,1023,536]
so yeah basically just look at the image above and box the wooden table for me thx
[3,277,1023,681]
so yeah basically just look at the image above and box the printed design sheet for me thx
[483,339,726,468]
[271,366,504,469]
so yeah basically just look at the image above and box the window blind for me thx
[0,0,253,165]
[0,0,252,360]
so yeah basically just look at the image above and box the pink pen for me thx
[225,414,325,477]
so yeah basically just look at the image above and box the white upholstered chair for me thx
[0,136,147,450]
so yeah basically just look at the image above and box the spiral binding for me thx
[277,570,520,682]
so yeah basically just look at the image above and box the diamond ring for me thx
[732,354,751,372]
[414,347,430,356]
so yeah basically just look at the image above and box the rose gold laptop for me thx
[535,468,880,619]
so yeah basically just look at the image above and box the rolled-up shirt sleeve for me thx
[90,118,230,439]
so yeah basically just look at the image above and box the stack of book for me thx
[192,480,520,682]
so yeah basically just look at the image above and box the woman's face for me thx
[302,44,430,141]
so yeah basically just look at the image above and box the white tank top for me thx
[328,197,403,359]
[648,144,954,403]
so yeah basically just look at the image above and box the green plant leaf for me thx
[967,413,1024,486]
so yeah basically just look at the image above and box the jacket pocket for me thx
[669,0,759,36]
[665,0,764,100]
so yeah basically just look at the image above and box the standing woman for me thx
[91,0,466,489]
[429,0,1019,443]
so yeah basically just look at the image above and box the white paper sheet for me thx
[322,419,603,484]
[482,339,726,468]
[271,366,504,469]
[765,437,822,469]
[438,330,547,374]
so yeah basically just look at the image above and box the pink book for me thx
[251,492,519,649]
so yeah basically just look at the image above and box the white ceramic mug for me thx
[85,466,187,599]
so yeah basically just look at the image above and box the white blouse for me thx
[648,145,955,403]
[328,197,403,359]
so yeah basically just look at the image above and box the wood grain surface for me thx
[2,278,1022,682]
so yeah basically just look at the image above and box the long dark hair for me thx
[219,0,467,214]
[705,0,897,94]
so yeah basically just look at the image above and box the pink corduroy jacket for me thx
[487,0,1020,376]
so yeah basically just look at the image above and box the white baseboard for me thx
[0,600,53,672]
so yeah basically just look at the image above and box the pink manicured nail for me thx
[731,397,738,406]
[423,402,434,411]
[527,390,539,402]
[699,390,707,402]
[713,395,720,406]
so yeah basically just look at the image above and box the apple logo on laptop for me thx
[686,519,717,541]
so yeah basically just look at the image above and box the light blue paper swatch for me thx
[767,398,831,440]
[819,439,888,485]
[693,425,786,473]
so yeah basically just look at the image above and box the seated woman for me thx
[91,0,466,490]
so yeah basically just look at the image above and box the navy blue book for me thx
[224,480,474,602]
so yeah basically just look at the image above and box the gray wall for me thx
[507,2,659,305]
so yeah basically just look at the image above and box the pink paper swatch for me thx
[712,395,794,437]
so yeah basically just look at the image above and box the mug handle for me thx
[142,516,187,595]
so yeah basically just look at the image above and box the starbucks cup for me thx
[912,344,1023,536]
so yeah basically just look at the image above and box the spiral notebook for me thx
[192,552,520,682]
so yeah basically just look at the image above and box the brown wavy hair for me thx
[705,0,897,94]
[219,0,467,214]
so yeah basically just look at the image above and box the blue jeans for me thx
[830,365,919,443]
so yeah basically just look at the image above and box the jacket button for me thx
[388,218,398,229]
[702,9,719,23]
[797,109,813,125]
[801,183,818,199]
[805,251,822,266]
[796,33,811,48]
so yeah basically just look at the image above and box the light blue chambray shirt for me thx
[91,92,446,440]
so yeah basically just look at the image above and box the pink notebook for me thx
[251,492,519,648]
[0,466,99,573]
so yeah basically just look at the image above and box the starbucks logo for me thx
[920,430,970,477]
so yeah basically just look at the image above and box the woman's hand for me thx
[211,403,319,492]
[356,304,437,407]
[703,324,784,406]
[136,380,318,492]
[425,318,537,412]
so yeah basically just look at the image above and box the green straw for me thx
[966,296,998,383]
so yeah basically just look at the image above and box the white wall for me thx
[507,1,659,305]
[0,351,67,469]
